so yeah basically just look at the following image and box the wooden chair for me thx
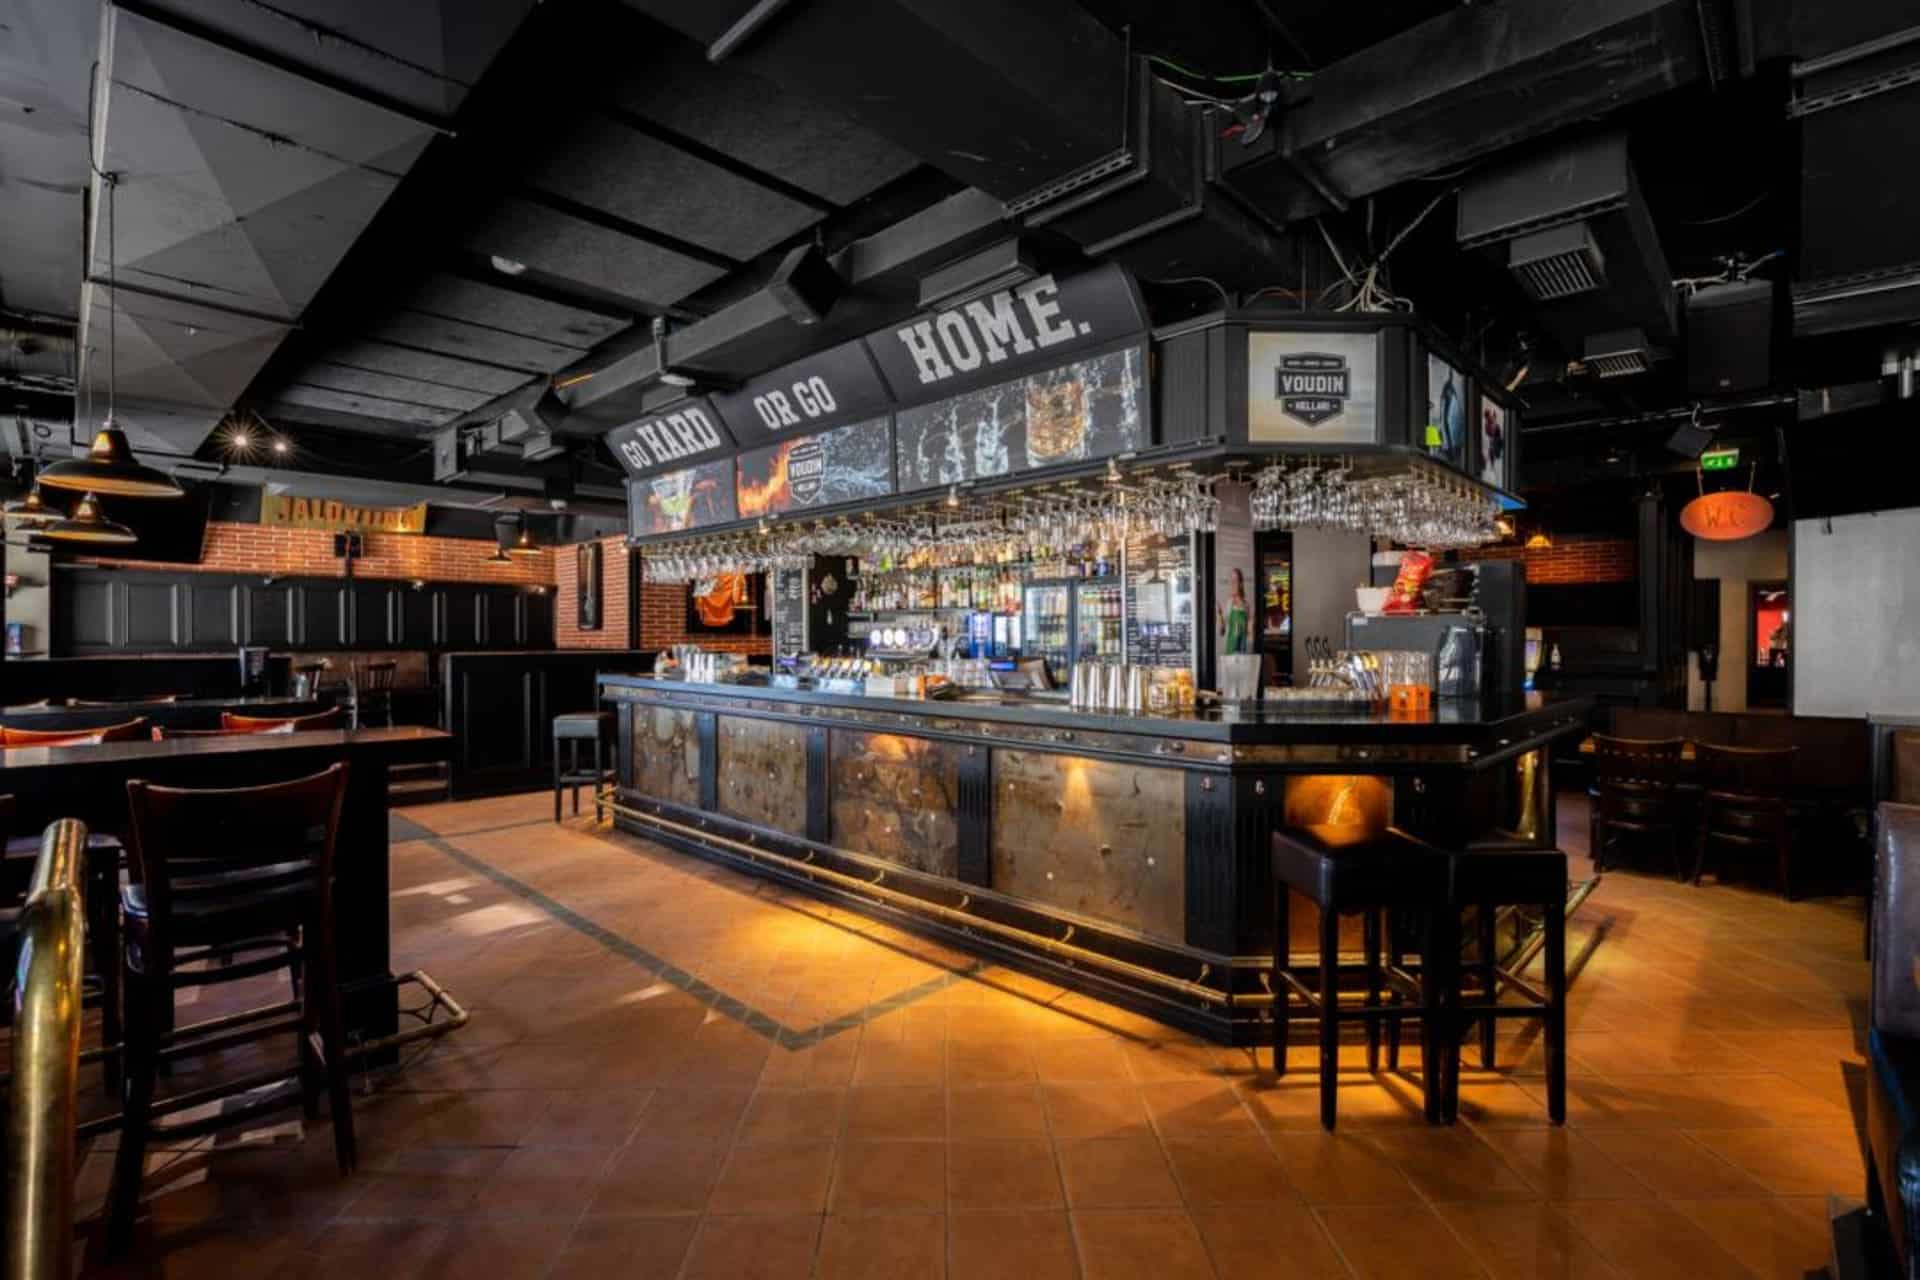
[1695,743,1798,898]
[1,718,149,747]
[1589,734,1688,879]
[107,765,354,1250]
[359,661,397,729]
[222,707,346,733]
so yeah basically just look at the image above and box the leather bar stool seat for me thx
[1271,823,1453,1130]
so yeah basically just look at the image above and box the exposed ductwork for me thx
[75,0,532,456]
[1457,132,1677,367]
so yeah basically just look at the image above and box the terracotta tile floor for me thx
[63,790,1871,1278]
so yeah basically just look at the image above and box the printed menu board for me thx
[772,566,808,656]
[1124,531,1195,669]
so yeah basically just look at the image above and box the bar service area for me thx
[4,2,1916,1276]
[600,266,1579,1040]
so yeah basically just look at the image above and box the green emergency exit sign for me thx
[1700,446,1740,471]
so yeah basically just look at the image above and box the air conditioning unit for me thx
[1509,223,1607,301]
[1459,133,1675,359]
[1584,329,1652,379]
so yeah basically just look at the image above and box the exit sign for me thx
[1700,446,1740,471]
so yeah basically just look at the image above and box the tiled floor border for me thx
[400,818,979,1051]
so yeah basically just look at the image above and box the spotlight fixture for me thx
[946,484,960,508]
[39,491,137,544]
[4,485,59,525]
[490,255,529,276]
[40,426,185,498]
[271,437,291,457]
[230,430,251,452]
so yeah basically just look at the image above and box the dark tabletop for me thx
[0,726,451,772]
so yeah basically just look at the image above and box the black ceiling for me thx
[4,0,1916,528]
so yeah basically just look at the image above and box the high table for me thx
[1,727,450,1050]
[598,675,1592,1043]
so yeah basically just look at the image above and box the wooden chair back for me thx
[123,765,348,963]
[1698,742,1796,798]
[363,662,397,692]
[1592,735,1685,787]
[221,707,345,734]
[2,718,148,747]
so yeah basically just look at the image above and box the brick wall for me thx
[1472,537,1635,584]
[554,535,632,650]
[74,520,555,586]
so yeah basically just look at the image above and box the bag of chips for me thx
[1384,550,1433,614]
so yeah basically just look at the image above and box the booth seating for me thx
[1609,708,1872,815]
[1867,802,1920,1276]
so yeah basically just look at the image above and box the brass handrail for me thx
[5,818,89,1280]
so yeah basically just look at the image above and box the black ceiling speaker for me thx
[1687,278,1775,396]
[1666,419,1715,458]
[766,243,845,326]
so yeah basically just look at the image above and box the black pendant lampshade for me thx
[39,491,137,545]
[3,485,59,524]
[509,516,542,557]
[38,425,185,499]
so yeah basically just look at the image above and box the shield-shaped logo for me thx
[1275,353,1351,427]
[787,437,825,505]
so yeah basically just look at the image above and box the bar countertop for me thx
[597,672,1592,750]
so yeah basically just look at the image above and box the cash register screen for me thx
[987,658,1052,691]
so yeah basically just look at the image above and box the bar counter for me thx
[598,673,1591,1041]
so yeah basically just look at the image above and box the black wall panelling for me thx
[956,743,992,887]
[185,581,238,648]
[442,650,656,799]
[52,567,555,656]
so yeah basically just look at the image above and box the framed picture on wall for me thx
[686,571,768,636]
[577,542,603,631]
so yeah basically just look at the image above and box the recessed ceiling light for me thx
[490,255,528,276]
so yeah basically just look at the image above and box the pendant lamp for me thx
[39,492,137,545]
[508,514,542,557]
[3,485,59,524]
[40,172,183,500]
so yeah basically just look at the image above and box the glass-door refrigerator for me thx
[1022,581,1072,680]
[1075,578,1124,666]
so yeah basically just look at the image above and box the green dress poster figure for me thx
[1217,567,1251,655]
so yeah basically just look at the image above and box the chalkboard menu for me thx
[772,566,808,656]
[1125,531,1196,669]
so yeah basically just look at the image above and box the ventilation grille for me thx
[1588,350,1651,378]
[1584,328,1652,379]
[1509,223,1606,301]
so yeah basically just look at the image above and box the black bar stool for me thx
[1271,823,1454,1130]
[109,764,355,1251]
[1439,846,1569,1124]
[554,711,612,823]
